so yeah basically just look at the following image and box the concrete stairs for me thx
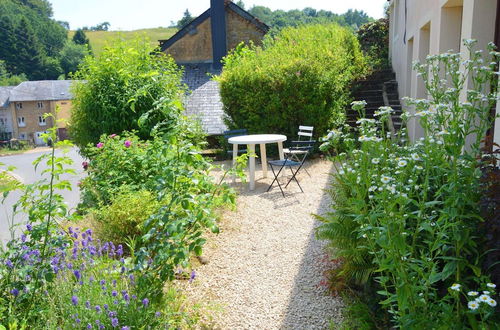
[348,69,403,131]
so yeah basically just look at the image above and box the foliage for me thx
[0,60,26,86]
[357,18,390,70]
[92,188,160,247]
[69,38,185,151]
[59,41,89,77]
[72,29,92,51]
[248,5,373,34]
[317,41,500,328]
[217,24,367,140]
[0,0,67,80]
[176,9,194,29]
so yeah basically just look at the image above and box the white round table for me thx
[228,134,287,190]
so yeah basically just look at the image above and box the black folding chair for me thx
[267,140,315,197]
[283,126,314,176]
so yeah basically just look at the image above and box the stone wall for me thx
[166,18,213,63]
[226,9,266,50]
[11,101,54,142]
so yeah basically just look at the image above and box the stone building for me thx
[159,0,269,135]
[0,87,14,141]
[387,0,500,144]
[7,80,73,145]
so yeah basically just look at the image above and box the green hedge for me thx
[216,24,367,139]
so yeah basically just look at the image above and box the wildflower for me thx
[73,270,81,281]
[85,300,91,308]
[368,186,377,192]
[87,324,92,329]
[82,161,89,170]
[155,312,161,318]
[486,283,496,289]
[142,298,149,307]
[372,158,380,164]
[110,134,117,138]
[189,270,196,283]
[71,295,79,306]
[411,153,420,161]
[95,305,101,312]
[468,301,479,310]
[121,327,130,330]
[486,298,497,307]
[112,290,117,297]
[450,283,461,291]
[96,142,104,148]
[111,318,119,327]
[397,160,407,167]
[4,259,13,268]
[10,288,19,297]
[478,294,490,302]
[124,140,131,148]
[381,176,392,184]
[468,291,479,296]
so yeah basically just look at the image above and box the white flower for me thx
[450,283,461,291]
[398,160,407,167]
[362,234,367,238]
[408,179,414,184]
[416,166,423,170]
[478,294,490,302]
[468,301,479,310]
[468,291,479,296]
[411,153,420,161]
[486,283,496,289]
[356,176,361,184]
[372,158,380,164]
[415,185,420,190]
[339,170,345,175]
[381,176,392,184]
[368,186,377,192]
[486,298,497,307]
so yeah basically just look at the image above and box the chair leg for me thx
[267,163,285,197]
[285,165,304,193]
[291,153,311,177]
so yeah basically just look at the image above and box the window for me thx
[37,102,44,109]
[0,118,4,125]
[19,133,26,140]
[16,103,23,109]
[17,117,25,127]
[38,116,46,126]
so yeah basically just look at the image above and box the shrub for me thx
[93,188,160,247]
[217,24,367,140]
[357,18,389,70]
[317,42,500,328]
[69,38,185,151]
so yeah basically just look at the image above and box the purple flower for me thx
[85,300,91,308]
[21,234,26,242]
[82,161,89,170]
[112,280,117,287]
[10,288,19,297]
[111,318,119,327]
[121,327,130,330]
[124,140,131,148]
[103,304,109,310]
[89,276,94,282]
[96,142,104,149]
[123,293,130,302]
[73,270,81,281]
[5,259,13,268]
[189,270,196,283]
[87,324,92,329]
[142,298,149,307]
[95,305,101,312]
[100,280,106,285]
[26,223,32,231]
[112,290,117,297]
[76,318,81,324]
[71,295,78,306]
[155,311,161,318]
[113,300,118,305]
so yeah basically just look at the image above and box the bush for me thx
[217,24,367,140]
[317,42,500,328]
[69,38,185,151]
[93,188,160,247]
[357,18,389,69]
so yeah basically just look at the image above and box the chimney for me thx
[210,0,227,69]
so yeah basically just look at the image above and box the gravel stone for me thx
[179,159,343,329]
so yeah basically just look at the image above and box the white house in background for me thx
[387,0,500,145]
[0,87,14,141]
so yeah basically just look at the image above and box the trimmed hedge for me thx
[216,24,367,139]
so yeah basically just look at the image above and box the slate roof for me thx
[182,64,227,135]
[9,80,74,102]
[159,1,269,52]
[0,87,14,108]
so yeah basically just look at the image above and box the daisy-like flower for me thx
[478,294,490,302]
[468,301,479,310]
[468,291,479,296]
[397,160,407,167]
[411,153,420,161]
[372,158,380,164]
[381,176,392,184]
[368,186,377,192]
[416,165,423,170]
[486,298,497,307]
[450,283,461,291]
[486,283,496,289]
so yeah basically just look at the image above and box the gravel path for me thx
[180,159,343,329]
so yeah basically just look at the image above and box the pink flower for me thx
[96,142,104,149]
[124,140,131,148]
[110,134,117,138]
[82,161,89,170]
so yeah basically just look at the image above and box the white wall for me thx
[388,0,498,141]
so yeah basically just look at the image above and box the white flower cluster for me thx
[451,282,497,310]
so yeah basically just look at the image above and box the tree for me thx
[0,16,18,74]
[59,41,89,76]
[176,9,193,29]
[235,0,245,9]
[69,38,186,150]
[91,22,110,31]
[12,17,45,79]
[0,60,27,86]
[57,20,70,29]
[73,29,90,45]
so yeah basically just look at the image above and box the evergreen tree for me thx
[176,9,193,29]
[73,29,90,46]
[0,16,18,74]
[12,17,45,79]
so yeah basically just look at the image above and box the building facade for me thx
[2,80,73,145]
[0,87,14,141]
[388,0,499,143]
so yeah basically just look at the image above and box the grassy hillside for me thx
[68,27,177,56]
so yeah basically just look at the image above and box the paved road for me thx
[0,147,85,243]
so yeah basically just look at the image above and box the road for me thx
[0,147,85,243]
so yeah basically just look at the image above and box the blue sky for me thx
[48,0,388,31]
